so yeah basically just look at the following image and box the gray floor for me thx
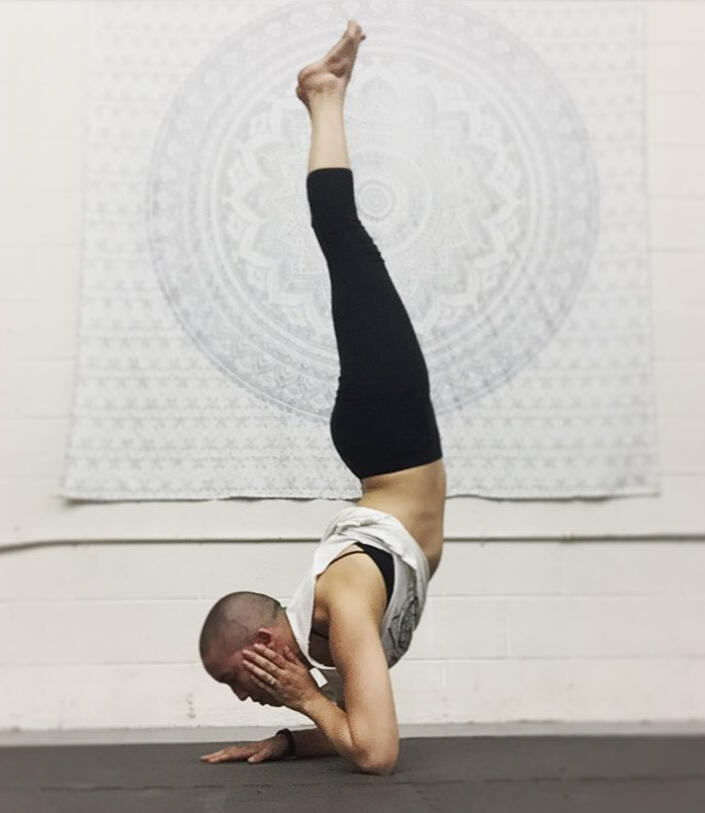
[1,724,704,812]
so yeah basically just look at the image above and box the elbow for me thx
[368,759,397,776]
[356,748,398,776]
[357,757,396,776]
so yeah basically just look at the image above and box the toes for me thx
[345,19,364,41]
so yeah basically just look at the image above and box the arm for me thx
[287,700,348,759]
[303,594,399,775]
[300,692,362,767]
[275,697,348,760]
[287,726,339,758]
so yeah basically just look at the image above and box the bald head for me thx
[199,591,286,667]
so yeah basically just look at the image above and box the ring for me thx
[269,675,276,685]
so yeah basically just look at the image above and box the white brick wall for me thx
[1,1,704,731]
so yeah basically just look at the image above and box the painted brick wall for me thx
[0,1,704,731]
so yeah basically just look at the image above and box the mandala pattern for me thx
[60,0,658,501]
[145,0,599,417]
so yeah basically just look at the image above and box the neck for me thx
[282,612,313,670]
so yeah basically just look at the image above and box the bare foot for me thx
[296,19,366,107]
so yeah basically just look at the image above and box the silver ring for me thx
[269,675,276,685]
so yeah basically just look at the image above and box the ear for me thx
[254,627,274,646]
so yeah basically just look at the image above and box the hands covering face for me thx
[242,644,320,713]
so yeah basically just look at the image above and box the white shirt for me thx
[285,505,430,703]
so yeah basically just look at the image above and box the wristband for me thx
[276,727,296,758]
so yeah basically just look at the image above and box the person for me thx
[199,19,446,776]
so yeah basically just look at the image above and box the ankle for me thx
[306,88,346,110]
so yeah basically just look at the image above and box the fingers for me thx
[243,646,289,686]
[200,745,270,765]
[201,748,234,763]
[201,749,228,762]
[244,644,299,675]
[248,668,273,692]
[200,745,251,763]
[242,656,274,688]
[252,644,288,668]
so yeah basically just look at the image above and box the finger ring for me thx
[269,675,276,685]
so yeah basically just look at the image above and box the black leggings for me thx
[307,167,443,479]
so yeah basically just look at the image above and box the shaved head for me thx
[199,591,286,666]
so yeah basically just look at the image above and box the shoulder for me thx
[317,544,387,624]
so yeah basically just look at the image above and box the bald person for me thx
[199,19,446,776]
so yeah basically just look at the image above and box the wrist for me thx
[300,689,325,719]
[275,727,296,758]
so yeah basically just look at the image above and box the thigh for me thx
[330,389,443,480]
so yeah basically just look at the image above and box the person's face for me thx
[206,646,284,707]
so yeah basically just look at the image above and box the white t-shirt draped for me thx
[285,505,431,704]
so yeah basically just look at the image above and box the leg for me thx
[307,98,350,174]
[296,19,364,173]
[298,23,443,480]
[309,166,443,479]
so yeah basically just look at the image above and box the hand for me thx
[200,733,290,765]
[242,644,321,713]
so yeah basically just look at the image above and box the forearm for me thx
[300,692,361,767]
[288,726,338,758]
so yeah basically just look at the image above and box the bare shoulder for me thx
[357,458,446,578]
[315,543,389,630]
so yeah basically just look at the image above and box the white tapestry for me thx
[60,0,659,501]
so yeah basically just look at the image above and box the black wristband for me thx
[276,727,296,758]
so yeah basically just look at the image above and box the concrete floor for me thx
[1,724,704,812]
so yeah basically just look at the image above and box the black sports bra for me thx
[310,542,395,641]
